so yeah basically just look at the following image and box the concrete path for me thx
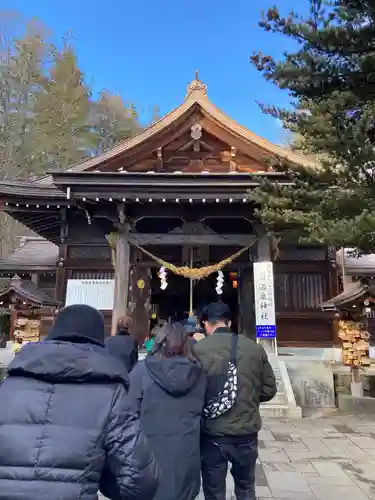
[102,414,375,499]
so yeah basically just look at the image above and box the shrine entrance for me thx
[150,268,239,331]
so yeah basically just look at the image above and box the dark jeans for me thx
[201,434,258,500]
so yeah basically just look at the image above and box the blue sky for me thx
[5,0,302,144]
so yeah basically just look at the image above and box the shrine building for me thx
[0,77,339,345]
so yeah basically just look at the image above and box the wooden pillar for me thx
[56,208,68,303]
[239,268,256,340]
[111,222,131,336]
[256,234,275,354]
[10,306,17,341]
[327,246,340,345]
[328,246,340,296]
[31,274,39,287]
[257,234,271,261]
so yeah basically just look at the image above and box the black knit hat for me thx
[47,304,105,346]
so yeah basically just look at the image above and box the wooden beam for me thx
[128,233,255,246]
[200,116,270,165]
[156,147,163,171]
[128,203,255,220]
[230,146,237,172]
[85,203,256,221]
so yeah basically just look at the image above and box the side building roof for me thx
[321,281,375,311]
[0,275,59,307]
[0,237,58,273]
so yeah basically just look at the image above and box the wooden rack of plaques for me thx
[12,303,42,343]
[338,319,370,367]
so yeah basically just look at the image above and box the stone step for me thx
[260,356,302,418]
[264,365,286,405]
[260,403,302,418]
[265,391,286,405]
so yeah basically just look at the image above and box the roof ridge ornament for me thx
[185,70,208,99]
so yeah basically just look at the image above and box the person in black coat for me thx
[129,322,206,500]
[0,304,158,500]
[106,315,138,372]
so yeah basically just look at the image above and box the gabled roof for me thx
[0,275,59,306]
[321,281,375,310]
[0,237,58,271]
[37,77,317,184]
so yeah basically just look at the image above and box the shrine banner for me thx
[253,262,276,339]
[65,279,115,310]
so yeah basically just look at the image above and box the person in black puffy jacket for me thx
[106,315,138,373]
[0,304,159,500]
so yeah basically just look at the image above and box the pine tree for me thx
[249,0,375,253]
[32,40,91,169]
[91,90,140,155]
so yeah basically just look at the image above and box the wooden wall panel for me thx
[67,215,113,244]
[276,318,333,347]
[275,272,327,310]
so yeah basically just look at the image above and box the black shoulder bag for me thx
[203,333,238,420]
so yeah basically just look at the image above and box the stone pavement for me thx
[218,414,375,500]
[100,414,375,499]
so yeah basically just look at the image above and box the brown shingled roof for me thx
[0,237,57,271]
[35,77,318,185]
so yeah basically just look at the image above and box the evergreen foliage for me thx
[250,0,375,253]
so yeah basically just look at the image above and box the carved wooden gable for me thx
[125,120,269,174]
[67,77,316,176]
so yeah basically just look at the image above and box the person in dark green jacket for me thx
[195,301,276,500]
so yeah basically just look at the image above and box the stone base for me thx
[351,381,364,398]
[286,360,336,410]
[260,403,303,418]
[337,393,375,415]
[260,356,303,418]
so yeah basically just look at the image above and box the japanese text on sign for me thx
[65,279,115,310]
[253,262,276,338]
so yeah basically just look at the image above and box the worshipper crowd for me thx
[0,300,276,500]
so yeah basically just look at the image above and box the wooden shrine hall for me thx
[0,76,338,345]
